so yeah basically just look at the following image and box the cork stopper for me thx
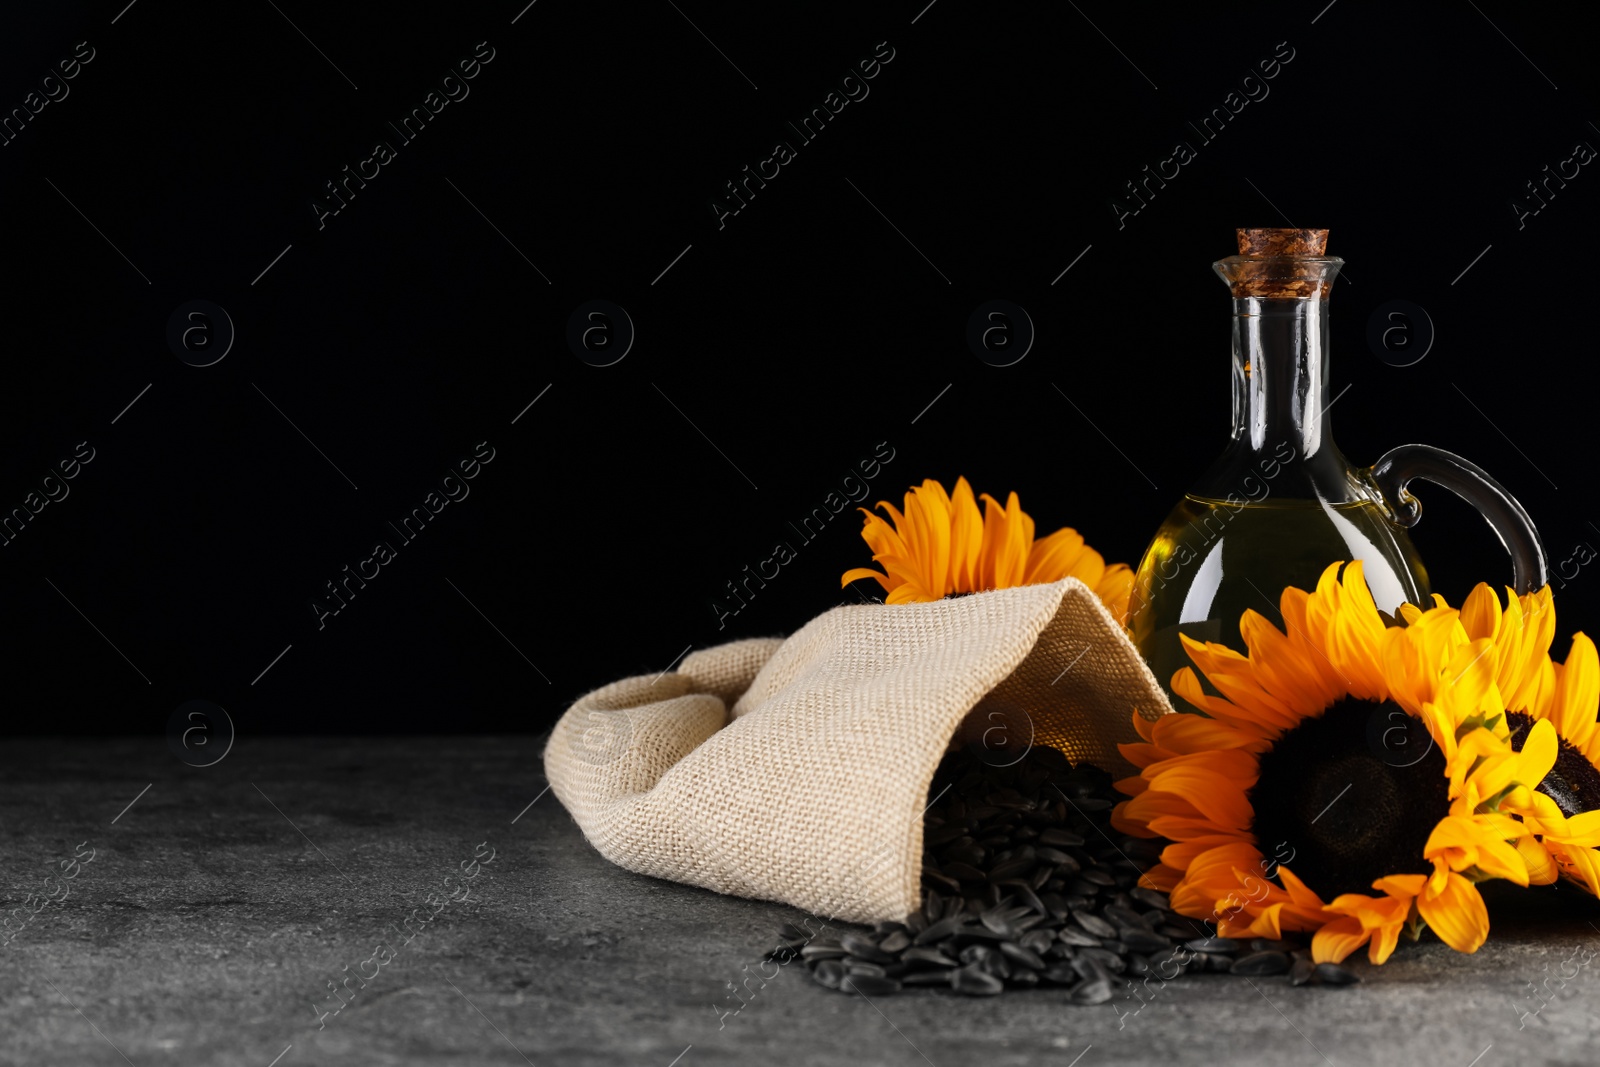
[1236,228,1327,257]
[1215,227,1340,299]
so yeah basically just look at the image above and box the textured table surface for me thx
[3,736,1599,1067]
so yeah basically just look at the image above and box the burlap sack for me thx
[543,577,1172,923]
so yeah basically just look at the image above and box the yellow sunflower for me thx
[840,476,1132,621]
[1111,560,1555,965]
[1410,584,1600,894]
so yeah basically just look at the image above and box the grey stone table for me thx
[3,737,1599,1067]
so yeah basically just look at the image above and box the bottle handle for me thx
[1368,444,1548,594]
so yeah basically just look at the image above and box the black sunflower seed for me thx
[1039,893,1073,921]
[878,930,911,954]
[844,961,887,978]
[812,960,844,989]
[943,861,988,882]
[1129,887,1170,910]
[1038,828,1086,847]
[903,970,954,987]
[1079,947,1127,973]
[1313,963,1360,986]
[1183,936,1239,954]
[1009,969,1040,988]
[902,946,958,968]
[979,953,1011,979]
[1069,977,1115,1004]
[959,945,993,966]
[801,943,847,961]
[840,934,894,963]
[1250,938,1300,953]
[987,856,1036,882]
[1042,962,1079,984]
[1121,929,1172,953]
[999,941,1047,971]
[1019,929,1055,956]
[913,917,966,945]
[952,965,1005,996]
[1073,913,1118,940]
[1231,951,1291,976]
[1058,927,1102,948]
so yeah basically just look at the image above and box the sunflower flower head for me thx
[1415,582,1600,895]
[841,476,1132,622]
[1112,561,1551,966]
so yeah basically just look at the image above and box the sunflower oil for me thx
[1128,494,1429,708]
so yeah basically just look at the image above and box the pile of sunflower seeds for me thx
[772,744,1358,999]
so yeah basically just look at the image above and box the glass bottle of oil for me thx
[1129,228,1547,709]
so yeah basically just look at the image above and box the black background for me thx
[2,1,1593,737]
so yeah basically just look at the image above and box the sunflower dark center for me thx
[1505,711,1600,817]
[1248,699,1445,899]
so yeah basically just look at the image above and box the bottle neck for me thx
[1230,296,1335,461]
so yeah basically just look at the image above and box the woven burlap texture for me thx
[543,577,1172,924]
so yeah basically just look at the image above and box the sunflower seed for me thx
[1129,887,1170,910]
[902,946,958,968]
[952,965,1005,996]
[927,823,969,846]
[1184,936,1239,954]
[1038,828,1086,847]
[1314,963,1360,986]
[959,945,994,966]
[903,969,954,987]
[1290,957,1316,986]
[840,934,894,963]
[980,953,1011,979]
[1069,977,1115,1004]
[812,960,844,988]
[1042,962,1079,984]
[997,880,1047,916]
[1231,951,1291,976]
[944,861,988,882]
[942,846,987,868]
[987,856,1036,882]
[914,917,966,945]
[878,930,911,954]
[1121,929,1172,953]
[1079,947,1127,973]
[1125,953,1151,977]
[998,941,1047,971]
[845,961,888,978]
[980,908,1016,937]
[1039,893,1073,921]
[1249,938,1300,953]
[1073,913,1118,940]
[1009,969,1040,988]
[801,942,847,961]
[1020,929,1055,956]
[922,869,962,893]
[1058,927,1102,947]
